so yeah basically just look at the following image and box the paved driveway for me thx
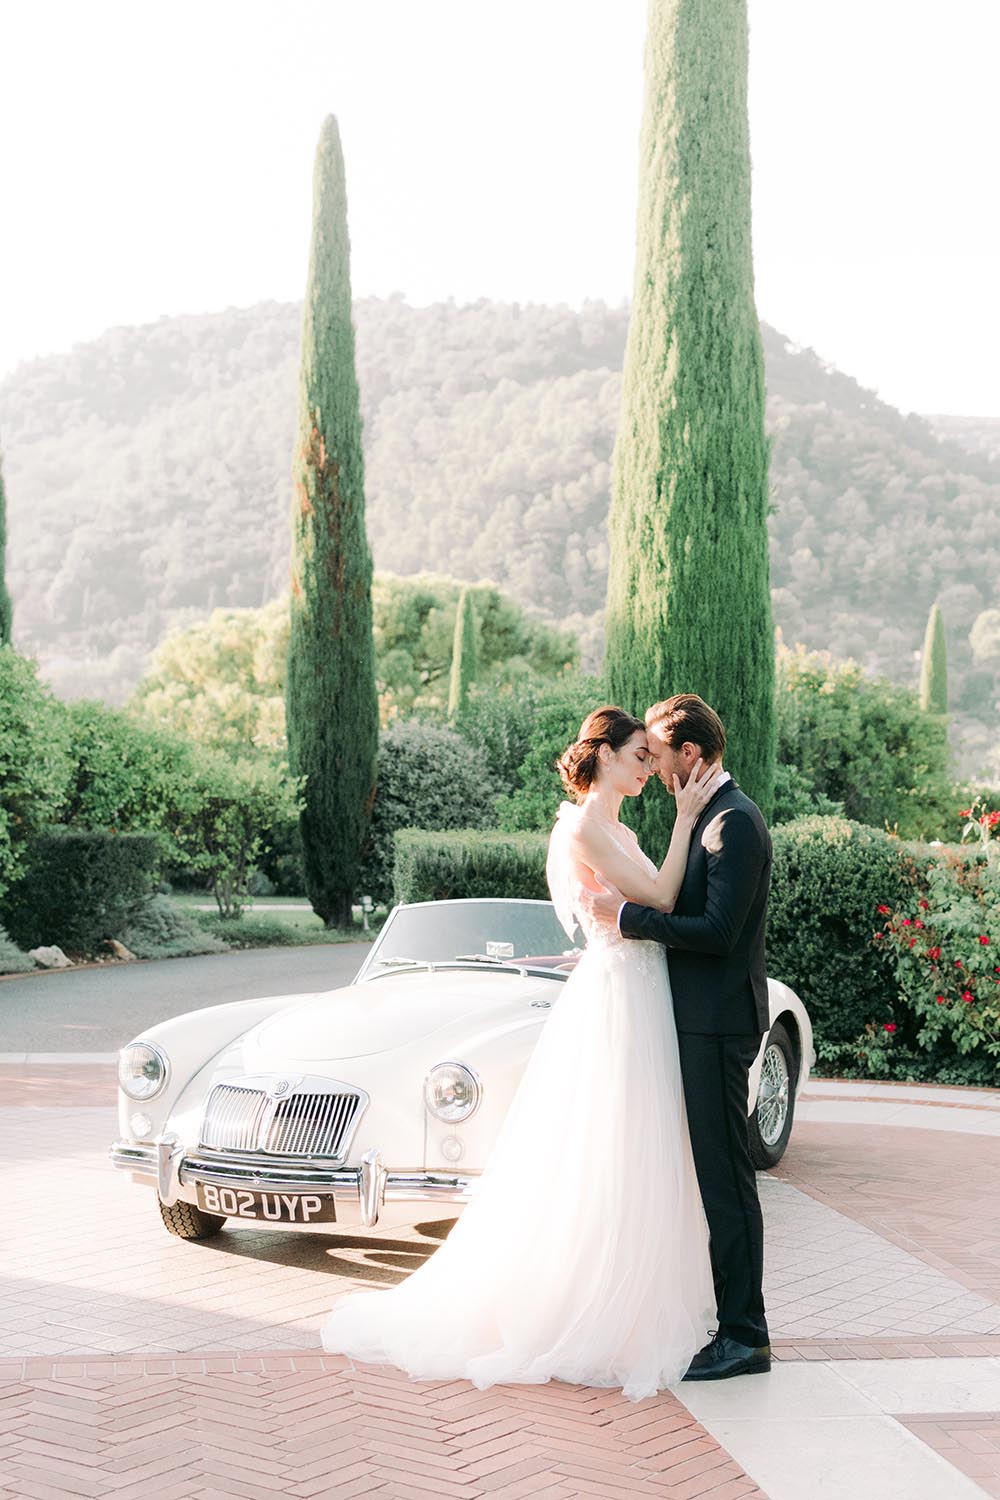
[3,1065,1000,1499]
[0,943,371,1053]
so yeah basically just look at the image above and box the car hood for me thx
[245,968,554,1063]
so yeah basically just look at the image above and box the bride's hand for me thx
[673,760,725,822]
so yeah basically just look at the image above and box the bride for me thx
[320,705,721,1399]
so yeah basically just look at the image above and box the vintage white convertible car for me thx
[111,898,814,1241]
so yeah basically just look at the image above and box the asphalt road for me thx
[0,943,372,1054]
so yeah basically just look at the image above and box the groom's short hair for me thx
[645,695,726,761]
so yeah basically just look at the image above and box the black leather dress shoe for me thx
[682,1334,771,1381]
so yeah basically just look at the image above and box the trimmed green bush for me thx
[0,646,72,899]
[359,721,491,904]
[3,829,160,953]
[0,924,34,975]
[119,895,228,960]
[775,645,952,838]
[767,816,911,1052]
[489,673,605,832]
[393,828,549,904]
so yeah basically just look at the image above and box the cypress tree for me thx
[918,603,948,714]
[286,116,378,928]
[447,587,479,719]
[0,449,12,645]
[604,0,775,849]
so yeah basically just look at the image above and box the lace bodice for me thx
[546,800,657,948]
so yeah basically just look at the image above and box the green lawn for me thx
[171,893,383,948]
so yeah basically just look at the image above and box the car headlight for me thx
[424,1062,482,1123]
[118,1042,169,1101]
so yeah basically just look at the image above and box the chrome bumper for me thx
[109,1138,474,1228]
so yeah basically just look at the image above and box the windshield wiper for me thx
[453,953,513,964]
[372,956,432,968]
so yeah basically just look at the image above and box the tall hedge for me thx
[393,828,550,905]
[765,816,912,1049]
[4,830,160,953]
[604,0,774,853]
[286,116,378,928]
[918,602,948,715]
[0,646,71,898]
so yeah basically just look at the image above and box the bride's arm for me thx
[574,765,723,912]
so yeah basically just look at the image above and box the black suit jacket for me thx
[619,781,771,1036]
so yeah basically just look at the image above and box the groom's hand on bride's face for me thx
[581,875,625,930]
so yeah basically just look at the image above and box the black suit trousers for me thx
[677,1031,769,1348]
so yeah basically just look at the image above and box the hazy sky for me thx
[2,0,998,415]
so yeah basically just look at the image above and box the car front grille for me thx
[199,1080,365,1162]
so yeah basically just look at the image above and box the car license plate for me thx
[195,1183,337,1224]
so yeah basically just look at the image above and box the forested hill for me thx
[1,296,998,771]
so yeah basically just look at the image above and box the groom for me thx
[582,693,772,1381]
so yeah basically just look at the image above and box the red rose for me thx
[927,947,941,961]
[877,905,891,915]
[902,918,912,926]
[919,900,930,910]
[874,932,883,940]
[962,990,975,1003]
[883,1023,897,1033]
[959,809,971,819]
[909,937,917,947]
[990,811,1000,827]
[979,936,990,946]
[914,920,924,929]
[955,959,965,967]
[936,996,947,1005]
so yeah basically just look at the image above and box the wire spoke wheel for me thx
[748,1021,796,1169]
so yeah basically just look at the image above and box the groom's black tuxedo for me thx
[618,781,771,1035]
[619,778,771,1350]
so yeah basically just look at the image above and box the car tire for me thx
[748,1021,796,1170]
[158,1198,226,1240]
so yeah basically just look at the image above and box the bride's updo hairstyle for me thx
[557,706,645,801]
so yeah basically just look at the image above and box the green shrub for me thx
[393,828,549,904]
[59,700,198,843]
[3,829,160,953]
[0,646,72,898]
[775,644,952,838]
[119,895,228,960]
[171,752,300,917]
[489,673,605,832]
[0,924,34,975]
[255,815,306,895]
[767,816,911,1050]
[875,846,1000,1067]
[359,721,491,904]
[452,684,541,796]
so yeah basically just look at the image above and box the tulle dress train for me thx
[320,805,714,1400]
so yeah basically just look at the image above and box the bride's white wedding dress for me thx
[320,801,714,1400]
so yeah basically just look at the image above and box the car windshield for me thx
[360,900,582,977]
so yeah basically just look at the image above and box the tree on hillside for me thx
[918,603,948,714]
[604,0,775,848]
[0,449,12,644]
[447,587,479,719]
[285,116,378,927]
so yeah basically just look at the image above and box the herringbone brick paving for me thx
[0,1357,766,1499]
[7,1064,1000,1497]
